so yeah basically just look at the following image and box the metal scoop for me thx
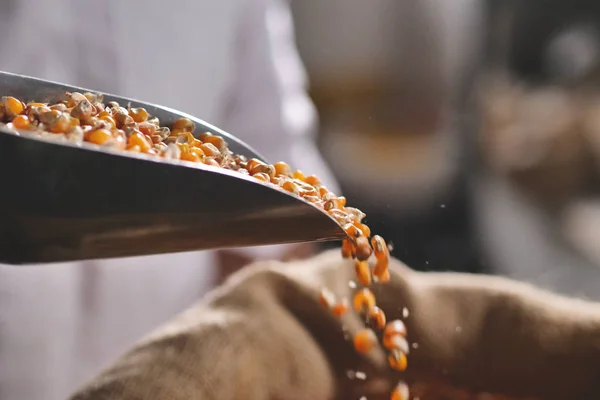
[0,71,345,265]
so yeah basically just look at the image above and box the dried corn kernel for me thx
[353,328,377,354]
[368,306,386,330]
[129,107,149,123]
[87,129,113,145]
[391,381,409,400]
[12,115,30,130]
[181,151,201,162]
[204,158,220,167]
[388,350,408,372]
[128,132,152,153]
[353,288,376,313]
[332,299,349,317]
[383,332,410,354]
[253,172,271,182]
[203,134,226,151]
[357,223,371,237]
[354,260,372,286]
[173,117,195,133]
[371,235,390,261]
[304,174,320,186]
[343,222,362,238]
[341,238,354,259]
[3,96,24,117]
[384,320,407,338]
[292,170,305,180]
[377,268,391,284]
[373,257,389,277]
[274,161,291,177]
[200,142,220,157]
[250,162,275,177]
[354,236,373,261]
[281,180,299,195]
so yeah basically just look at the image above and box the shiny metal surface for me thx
[0,71,345,265]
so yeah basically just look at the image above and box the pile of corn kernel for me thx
[0,92,409,400]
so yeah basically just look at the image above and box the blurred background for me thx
[6,1,600,399]
[292,0,600,300]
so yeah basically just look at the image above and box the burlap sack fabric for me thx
[70,250,600,400]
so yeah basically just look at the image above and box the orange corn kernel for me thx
[354,236,373,261]
[353,288,376,313]
[246,158,264,171]
[354,260,372,286]
[49,113,71,134]
[383,332,410,353]
[304,174,321,186]
[332,299,350,317]
[178,131,197,144]
[249,163,275,178]
[368,306,387,330]
[98,115,116,129]
[253,172,271,182]
[292,170,305,180]
[203,134,227,151]
[3,96,24,117]
[377,268,391,284]
[87,129,113,145]
[137,122,157,136]
[343,223,362,238]
[357,223,371,237]
[341,238,354,259]
[353,328,378,354]
[274,161,292,177]
[180,151,201,162]
[128,107,149,123]
[384,320,407,338]
[391,381,409,400]
[189,147,205,159]
[128,132,152,152]
[172,117,195,133]
[371,235,390,261]
[199,144,220,159]
[373,257,389,277]
[204,158,220,168]
[281,180,299,195]
[318,186,330,198]
[388,350,408,372]
[12,115,30,130]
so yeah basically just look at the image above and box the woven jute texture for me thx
[70,250,600,400]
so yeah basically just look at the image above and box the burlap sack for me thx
[69,250,600,400]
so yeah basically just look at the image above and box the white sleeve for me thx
[217,0,340,194]
[215,0,341,260]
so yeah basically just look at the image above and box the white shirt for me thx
[0,1,338,399]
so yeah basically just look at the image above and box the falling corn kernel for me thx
[368,306,387,330]
[388,350,408,372]
[353,328,378,354]
[354,260,372,286]
[391,381,410,400]
[384,320,407,339]
[353,288,376,313]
